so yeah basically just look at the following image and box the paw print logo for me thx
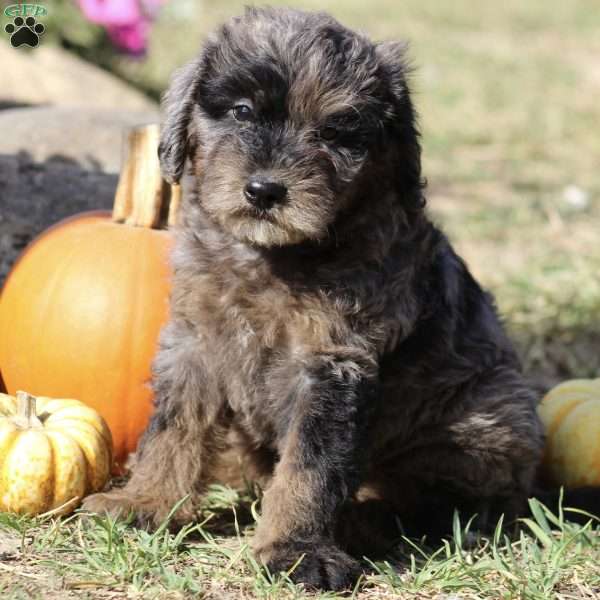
[5,16,45,48]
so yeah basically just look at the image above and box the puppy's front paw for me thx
[260,541,362,591]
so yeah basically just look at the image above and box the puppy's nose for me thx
[244,179,287,210]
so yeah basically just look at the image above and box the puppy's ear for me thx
[375,41,424,204]
[158,57,202,185]
[375,40,414,116]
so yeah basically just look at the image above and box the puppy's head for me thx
[159,7,421,247]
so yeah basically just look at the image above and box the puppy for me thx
[84,7,545,590]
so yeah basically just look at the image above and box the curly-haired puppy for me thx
[84,7,545,590]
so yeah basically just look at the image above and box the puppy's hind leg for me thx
[83,321,226,528]
[382,368,545,539]
[441,368,545,530]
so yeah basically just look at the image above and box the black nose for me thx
[244,179,287,210]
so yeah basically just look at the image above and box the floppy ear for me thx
[375,41,413,102]
[375,40,418,136]
[375,40,424,206]
[158,56,203,184]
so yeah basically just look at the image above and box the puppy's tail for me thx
[531,486,600,525]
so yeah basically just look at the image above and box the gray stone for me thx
[0,106,159,172]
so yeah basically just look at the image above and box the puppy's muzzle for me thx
[244,176,287,210]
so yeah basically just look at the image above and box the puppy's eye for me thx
[320,126,338,141]
[232,104,254,122]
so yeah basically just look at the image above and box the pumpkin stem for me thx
[112,124,180,229]
[15,391,43,429]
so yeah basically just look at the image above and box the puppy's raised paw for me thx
[262,541,362,592]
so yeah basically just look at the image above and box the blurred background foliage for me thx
[21,0,600,383]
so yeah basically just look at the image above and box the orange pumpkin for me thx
[0,125,178,469]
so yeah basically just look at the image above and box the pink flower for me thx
[77,0,166,55]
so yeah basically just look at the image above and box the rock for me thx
[0,106,159,286]
[0,44,157,112]
[0,106,158,172]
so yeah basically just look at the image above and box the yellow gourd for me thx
[0,391,113,515]
[538,378,600,488]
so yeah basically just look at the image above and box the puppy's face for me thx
[160,8,420,247]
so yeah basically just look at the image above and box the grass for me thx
[0,488,598,599]
[2,1,599,598]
